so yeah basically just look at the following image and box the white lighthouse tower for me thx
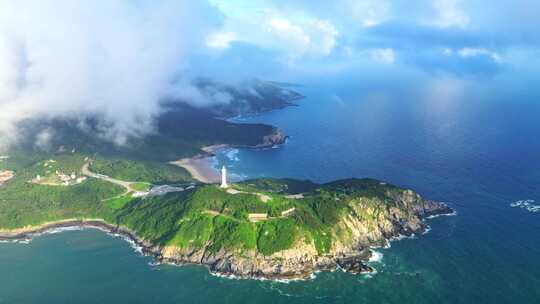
[220,166,228,188]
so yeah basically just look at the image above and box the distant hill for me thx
[9,80,299,162]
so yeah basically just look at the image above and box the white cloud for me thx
[457,47,502,63]
[206,31,238,49]
[0,1,219,146]
[431,0,470,28]
[209,2,339,59]
[34,128,54,151]
[370,48,395,64]
[265,17,338,58]
[309,20,339,56]
[267,17,312,57]
[346,0,391,27]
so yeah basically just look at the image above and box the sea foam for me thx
[0,238,31,244]
[44,226,83,235]
[510,199,540,213]
[426,209,458,219]
[108,233,143,254]
[422,225,432,235]
[209,270,316,283]
[225,149,240,162]
[368,250,384,263]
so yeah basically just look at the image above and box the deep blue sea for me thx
[1,76,540,303]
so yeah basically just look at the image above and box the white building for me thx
[220,166,228,188]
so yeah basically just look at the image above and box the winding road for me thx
[82,163,139,195]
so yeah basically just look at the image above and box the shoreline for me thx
[0,218,361,281]
[0,218,374,281]
[0,219,138,243]
[170,135,288,184]
[0,204,454,281]
[169,144,229,184]
[170,126,288,184]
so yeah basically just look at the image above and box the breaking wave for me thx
[43,226,83,234]
[426,209,458,219]
[0,238,31,244]
[225,149,240,162]
[108,232,143,254]
[510,199,540,213]
[210,270,316,284]
[368,250,383,263]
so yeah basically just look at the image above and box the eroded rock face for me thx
[150,190,453,280]
[225,128,288,151]
[0,170,14,186]
[255,129,288,148]
[0,187,452,281]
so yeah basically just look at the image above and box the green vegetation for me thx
[0,154,410,257]
[0,150,124,231]
[1,81,378,259]
[131,182,151,192]
[207,216,257,253]
[119,179,407,256]
[257,218,297,255]
[0,177,123,229]
[0,84,414,257]
[167,213,214,248]
[11,102,283,163]
[236,178,317,194]
[0,152,409,257]
[89,158,192,184]
[105,195,136,210]
[115,192,191,242]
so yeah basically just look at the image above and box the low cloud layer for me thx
[0,0,220,147]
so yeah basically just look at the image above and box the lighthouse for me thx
[220,166,228,188]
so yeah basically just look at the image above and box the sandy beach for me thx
[170,145,228,184]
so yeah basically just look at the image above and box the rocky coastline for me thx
[0,95,454,281]
[0,193,453,281]
[148,195,453,280]
[201,128,288,156]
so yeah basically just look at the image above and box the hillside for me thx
[0,163,452,279]
[120,179,452,279]
[0,81,453,280]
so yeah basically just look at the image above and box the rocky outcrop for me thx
[0,189,453,281]
[147,189,453,280]
[235,128,288,150]
[256,129,288,148]
[196,129,288,159]
[0,170,14,186]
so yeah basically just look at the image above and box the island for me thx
[0,80,453,280]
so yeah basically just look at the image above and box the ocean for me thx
[1,76,540,303]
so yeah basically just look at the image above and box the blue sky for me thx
[196,0,540,80]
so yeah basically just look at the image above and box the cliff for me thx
[0,176,452,280]
[235,128,288,149]
[124,179,453,280]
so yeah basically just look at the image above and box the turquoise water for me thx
[2,78,540,303]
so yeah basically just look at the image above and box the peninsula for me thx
[0,81,454,280]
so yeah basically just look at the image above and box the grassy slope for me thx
[89,158,192,184]
[12,100,282,166]
[0,179,123,229]
[112,180,408,256]
[0,85,410,256]
[0,154,124,229]
[0,152,408,257]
